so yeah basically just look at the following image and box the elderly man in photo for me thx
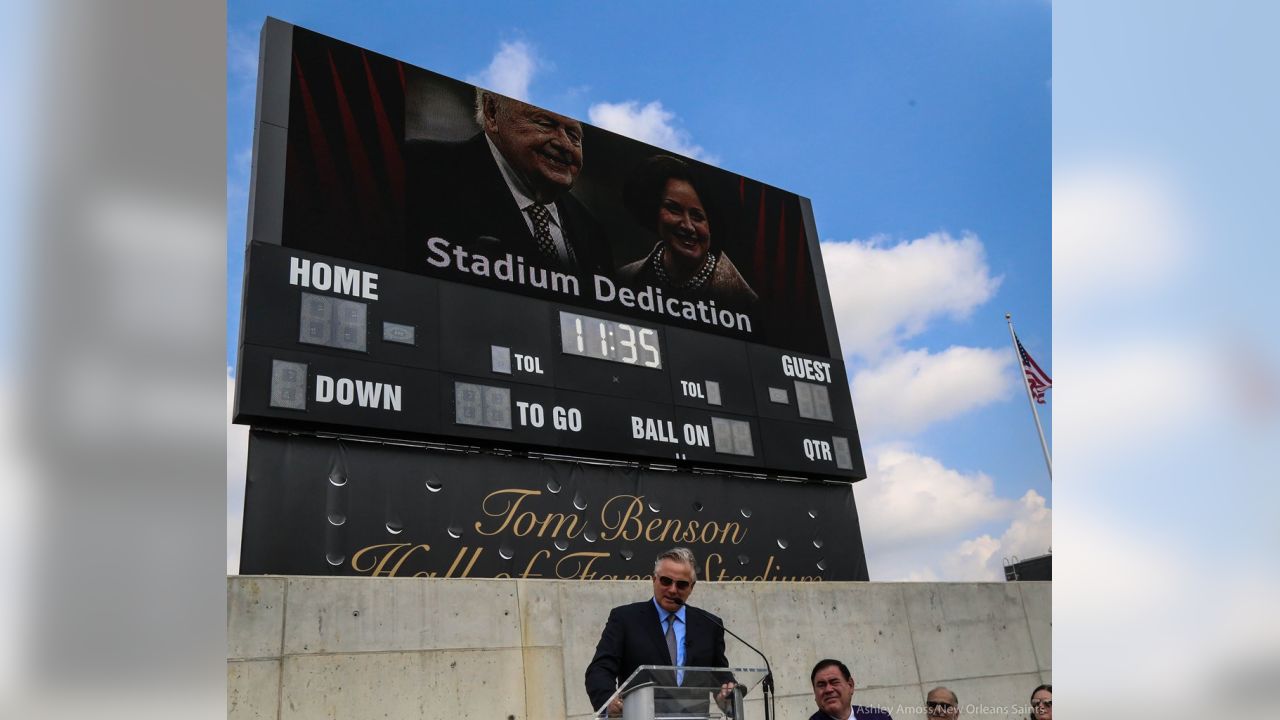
[405,89,613,276]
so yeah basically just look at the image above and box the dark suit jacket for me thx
[584,600,728,712]
[404,133,613,277]
[809,705,894,720]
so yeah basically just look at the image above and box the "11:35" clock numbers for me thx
[558,311,662,369]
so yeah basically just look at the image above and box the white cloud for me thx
[1052,517,1189,694]
[1055,338,1215,461]
[1054,164,1189,304]
[997,490,1053,561]
[588,101,717,163]
[854,447,1051,581]
[227,369,246,574]
[468,42,716,161]
[936,490,1052,580]
[1054,512,1172,620]
[820,232,1002,361]
[935,534,1002,581]
[468,40,539,102]
[851,346,1014,436]
[855,447,1014,549]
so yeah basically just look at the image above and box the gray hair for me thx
[654,547,698,580]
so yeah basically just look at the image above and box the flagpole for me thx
[1006,313,1052,480]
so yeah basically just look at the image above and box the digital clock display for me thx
[559,311,662,369]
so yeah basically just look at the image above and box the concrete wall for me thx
[228,577,1050,720]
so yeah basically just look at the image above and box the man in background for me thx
[925,686,959,718]
[809,659,893,720]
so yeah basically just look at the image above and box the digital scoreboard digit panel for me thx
[710,416,755,456]
[453,381,512,430]
[236,22,867,481]
[793,380,834,422]
[298,292,367,352]
[558,311,662,369]
[552,311,674,405]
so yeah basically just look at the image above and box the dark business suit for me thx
[404,133,613,277]
[809,705,895,720]
[585,600,728,712]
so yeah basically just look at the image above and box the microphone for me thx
[675,598,775,720]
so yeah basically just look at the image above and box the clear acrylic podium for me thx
[594,665,768,720]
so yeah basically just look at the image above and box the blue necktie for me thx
[665,614,678,665]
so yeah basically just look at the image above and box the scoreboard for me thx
[233,20,866,483]
[235,243,864,479]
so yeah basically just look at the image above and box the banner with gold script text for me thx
[240,430,869,580]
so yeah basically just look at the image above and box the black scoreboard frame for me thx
[234,18,866,483]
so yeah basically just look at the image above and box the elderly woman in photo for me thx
[618,155,758,308]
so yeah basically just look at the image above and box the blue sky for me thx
[227,1,1052,579]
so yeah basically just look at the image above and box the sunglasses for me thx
[926,702,956,710]
[1031,700,1052,708]
[657,575,692,590]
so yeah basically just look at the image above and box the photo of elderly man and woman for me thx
[280,27,831,355]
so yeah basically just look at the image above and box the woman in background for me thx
[1029,684,1052,720]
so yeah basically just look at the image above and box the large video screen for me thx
[275,25,836,358]
[236,21,863,482]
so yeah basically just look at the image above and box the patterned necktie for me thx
[525,204,559,259]
[665,613,678,665]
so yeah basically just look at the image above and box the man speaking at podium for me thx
[585,547,731,716]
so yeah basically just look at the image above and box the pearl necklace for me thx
[651,246,718,290]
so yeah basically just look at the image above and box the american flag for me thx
[1016,335,1052,403]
